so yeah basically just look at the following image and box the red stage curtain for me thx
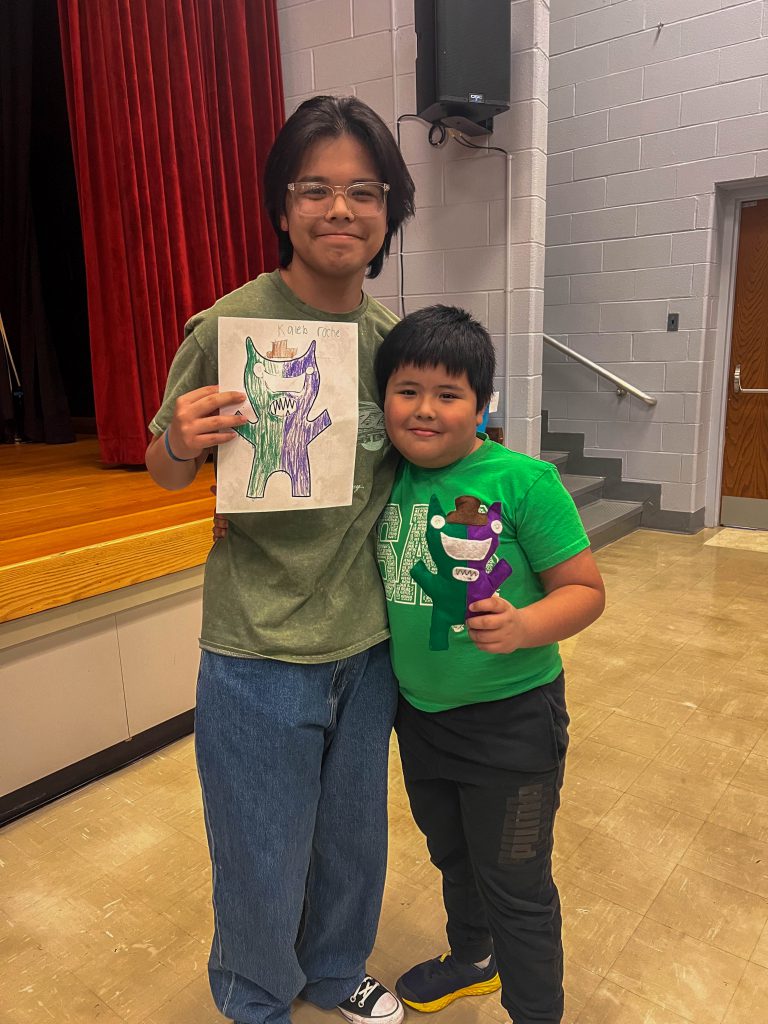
[57,0,284,464]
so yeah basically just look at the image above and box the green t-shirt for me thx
[377,438,590,711]
[150,270,400,662]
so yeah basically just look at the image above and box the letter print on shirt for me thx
[378,503,436,606]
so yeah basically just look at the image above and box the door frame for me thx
[705,183,768,527]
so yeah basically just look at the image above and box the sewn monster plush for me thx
[411,495,513,651]
[234,337,331,498]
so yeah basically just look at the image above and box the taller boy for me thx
[146,97,414,1024]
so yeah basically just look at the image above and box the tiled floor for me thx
[2,528,768,1023]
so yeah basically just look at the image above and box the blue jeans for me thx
[195,642,398,1024]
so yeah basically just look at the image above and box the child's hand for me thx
[210,485,229,541]
[466,595,528,654]
[168,385,246,460]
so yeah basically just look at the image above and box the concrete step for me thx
[559,473,604,508]
[579,498,644,551]
[541,450,569,469]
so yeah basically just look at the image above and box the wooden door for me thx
[721,198,768,529]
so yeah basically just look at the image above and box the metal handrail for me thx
[543,334,657,406]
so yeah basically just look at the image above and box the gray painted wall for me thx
[543,0,768,515]
[278,0,551,455]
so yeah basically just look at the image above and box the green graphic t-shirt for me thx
[150,270,399,662]
[377,438,590,711]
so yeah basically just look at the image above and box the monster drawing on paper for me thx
[234,336,331,498]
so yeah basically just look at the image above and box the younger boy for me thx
[374,305,605,1024]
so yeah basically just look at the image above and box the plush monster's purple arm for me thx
[467,558,513,612]
[487,560,513,591]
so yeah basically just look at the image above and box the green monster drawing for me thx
[411,494,513,651]
[234,337,331,499]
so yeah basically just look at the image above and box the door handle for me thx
[733,364,768,395]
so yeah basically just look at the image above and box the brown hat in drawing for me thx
[446,495,487,527]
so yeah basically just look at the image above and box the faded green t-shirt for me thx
[377,438,590,711]
[150,270,399,662]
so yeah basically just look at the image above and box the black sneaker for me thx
[396,952,500,1012]
[337,976,404,1024]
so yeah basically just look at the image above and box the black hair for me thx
[263,95,415,279]
[374,305,496,411]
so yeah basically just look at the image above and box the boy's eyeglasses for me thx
[287,181,390,216]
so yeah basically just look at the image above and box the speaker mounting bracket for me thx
[442,115,494,137]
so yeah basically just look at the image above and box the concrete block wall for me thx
[544,0,768,516]
[277,0,551,455]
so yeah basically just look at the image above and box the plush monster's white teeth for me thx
[452,566,480,582]
[440,535,492,561]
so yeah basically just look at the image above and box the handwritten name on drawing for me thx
[277,323,342,339]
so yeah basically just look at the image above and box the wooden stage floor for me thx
[0,438,215,623]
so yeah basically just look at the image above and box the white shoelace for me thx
[350,977,380,1007]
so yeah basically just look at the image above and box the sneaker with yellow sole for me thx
[395,952,501,1013]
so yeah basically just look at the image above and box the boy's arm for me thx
[467,548,605,654]
[146,384,245,491]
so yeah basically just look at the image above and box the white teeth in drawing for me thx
[268,394,298,417]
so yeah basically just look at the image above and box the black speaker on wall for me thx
[415,0,511,136]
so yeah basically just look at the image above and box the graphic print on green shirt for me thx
[412,494,513,651]
[377,438,590,711]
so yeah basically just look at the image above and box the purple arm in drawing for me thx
[280,405,331,496]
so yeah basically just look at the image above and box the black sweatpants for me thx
[395,674,569,1024]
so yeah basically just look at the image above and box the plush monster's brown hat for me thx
[445,495,487,527]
